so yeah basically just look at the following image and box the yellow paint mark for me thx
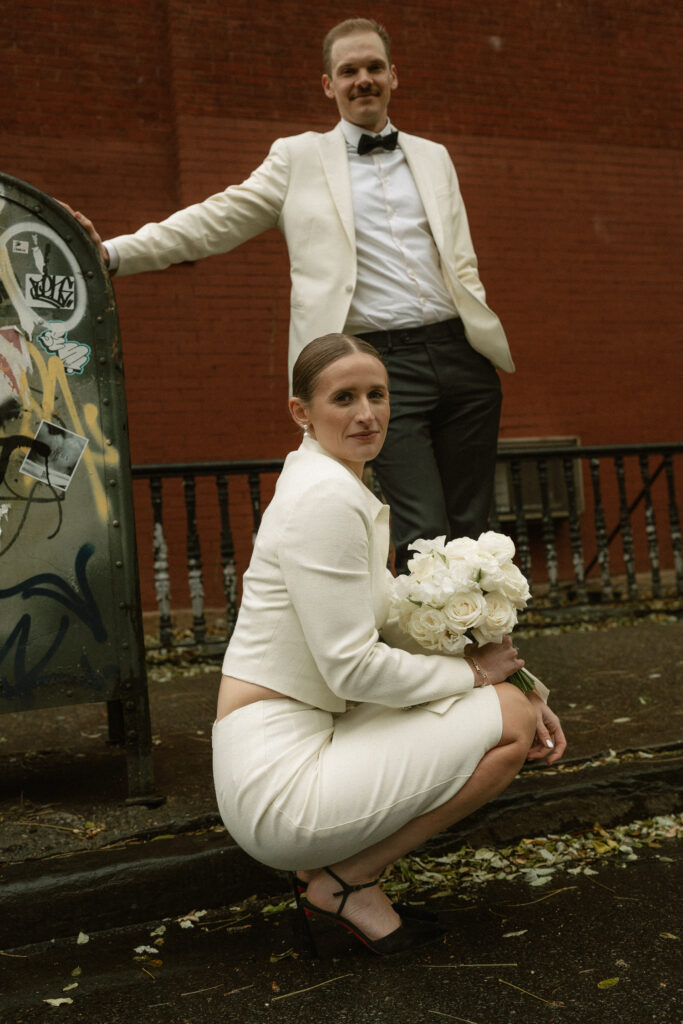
[17,343,119,520]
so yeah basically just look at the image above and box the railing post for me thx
[664,454,683,595]
[510,459,532,585]
[614,455,639,600]
[589,458,614,601]
[638,454,662,598]
[537,456,560,606]
[562,455,587,603]
[247,471,263,541]
[149,475,174,648]
[216,473,238,636]
[182,474,206,644]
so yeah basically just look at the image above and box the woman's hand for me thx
[469,636,524,685]
[57,201,110,268]
[526,692,567,765]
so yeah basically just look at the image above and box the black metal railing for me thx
[132,442,683,651]
[133,459,283,651]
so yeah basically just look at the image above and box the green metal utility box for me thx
[0,172,157,802]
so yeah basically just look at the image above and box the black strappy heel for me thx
[288,873,319,957]
[292,867,445,957]
[289,872,439,922]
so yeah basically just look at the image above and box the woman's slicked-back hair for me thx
[292,333,383,403]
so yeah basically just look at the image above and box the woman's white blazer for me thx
[222,436,478,714]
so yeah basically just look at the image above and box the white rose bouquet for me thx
[391,532,536,693]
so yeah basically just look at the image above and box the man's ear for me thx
[321,73,335,100]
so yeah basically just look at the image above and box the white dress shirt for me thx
[340,119,458,334]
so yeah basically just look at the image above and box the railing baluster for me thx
[562,455,587,604]
[639,454,661,597]
[183,474,206,644]
[614,455,638,600]
[247,471,263,542]
[589,458,613,601]
[664,454,683,595]
[510,459,532,586]
[216,473,238,637]
[536,457,560,605]
[488,492,501,532]
[149,476,174,648]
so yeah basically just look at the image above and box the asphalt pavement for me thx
[1,617,681,955]
[1,844,680,1023]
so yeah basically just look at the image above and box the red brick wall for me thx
[5,0,681,608]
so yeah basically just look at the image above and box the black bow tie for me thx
[357,130,399,155]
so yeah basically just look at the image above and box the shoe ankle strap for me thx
[324,866,380,914]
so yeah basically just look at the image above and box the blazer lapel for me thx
[399,132,446,252]
[317,124,356,252]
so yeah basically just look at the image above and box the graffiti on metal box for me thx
[0,542,108,697]
[0,195,119,559]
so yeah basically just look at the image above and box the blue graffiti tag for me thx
[0,543,108,696]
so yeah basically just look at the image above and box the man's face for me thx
[322,31,398,133]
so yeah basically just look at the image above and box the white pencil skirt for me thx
[212,687,502,871]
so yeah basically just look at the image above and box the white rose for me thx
[406,537,448,580]
[477,531,516,564]
[405,550,437,581]
[408,605,447,650]
[444,536,479,565]
[496,561,531,609]
[440,630,469,656]
[409,570,457,610]
[473,551,506,592]
[443,589,488,633]
[471,591,518,645]
[408,536,448,558]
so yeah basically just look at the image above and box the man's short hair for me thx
[322,18,392,76]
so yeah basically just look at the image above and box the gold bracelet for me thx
[470,656,490,686]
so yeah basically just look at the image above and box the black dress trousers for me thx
[364,319,502,574]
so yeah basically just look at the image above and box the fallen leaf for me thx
[502,930,528,938]
[598,977,619,989]
[43,998,74,1006]
[659,932,679,940]
[613,717,631,724]
[76,932,89,945]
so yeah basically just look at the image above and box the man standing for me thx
[75,18,514,571]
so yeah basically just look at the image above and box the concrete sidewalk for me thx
[1,617,681,949]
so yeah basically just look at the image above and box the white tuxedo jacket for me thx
[109,124,515,382]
